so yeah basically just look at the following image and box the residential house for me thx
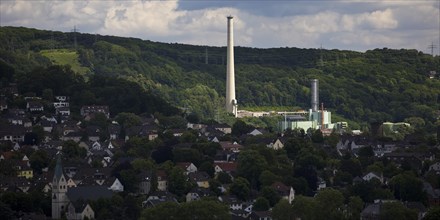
[361,202,380,220]
[66,202,94,220]
[16,160,33,179]
[125,125,159,141]
[53,96,70,109]
[203,126,226,139]
[166,129,186,137]
[61,132,82,142]
[187,123,206,130]
[107,177,124,192]
[361,200,426,220]
[220,141,243,153]
[65,186,113,216]
[317,178,327,190]
[267,138,285,150]
[423,182,440,206]
[80,105,110,119]
[142,191,178,208]
[0,124,26,143]
[188,171,210,188]
[86,126,101,142]
[186,187,214,202]
[56,107,71,116]
[249,211,272,220]
[27,101,44,112]
[219,195,244,210]
[55,96,69,102]
[176,162,198,174]
[157,170,168,191]
[271,182,295,204]
[362,172,384,184]
[213,123,232,134]
[249,128,263,136]
[138,171,153,195]
[429,162,440,174]
[41,119,56,133]
[214,161,237,175]
[384,152,424,171]
[0,99,7,111]
[108,124,121,140]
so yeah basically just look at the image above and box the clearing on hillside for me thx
[40,49,90,75]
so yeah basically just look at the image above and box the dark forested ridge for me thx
[0,26,439,129]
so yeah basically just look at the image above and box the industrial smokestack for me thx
[311,79,319,112]
[226,16,237,116]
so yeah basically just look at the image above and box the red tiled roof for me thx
[214,162,237,172]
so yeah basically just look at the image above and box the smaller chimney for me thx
[311,79,319,112]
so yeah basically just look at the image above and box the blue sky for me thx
[1,0,439,54]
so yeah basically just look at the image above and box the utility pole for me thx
[50,31,55,50]
[428,42,437,57]
[319,44,324,67]
[71,25,79,50]
[205,47,209,64]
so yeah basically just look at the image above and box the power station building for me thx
[279,79,347,133]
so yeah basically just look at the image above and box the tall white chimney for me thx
[226,16,237,116]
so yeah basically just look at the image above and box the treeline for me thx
[0,26,439,130]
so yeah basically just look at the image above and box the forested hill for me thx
[0,26,439,129]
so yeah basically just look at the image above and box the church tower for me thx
[52,152,68,219]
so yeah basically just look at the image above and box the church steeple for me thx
[52,152,68,219]
[54,152,63,181]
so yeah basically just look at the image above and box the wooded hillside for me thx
[0,26,439,130]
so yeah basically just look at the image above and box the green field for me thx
[40,49,90,75]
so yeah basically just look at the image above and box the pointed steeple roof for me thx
[54,151,64,180]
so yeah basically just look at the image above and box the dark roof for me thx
[188,171,210,182]
[67,186,113,202]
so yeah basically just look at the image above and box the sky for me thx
[1,0,439,55]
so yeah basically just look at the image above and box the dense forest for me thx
[0,26,439,130]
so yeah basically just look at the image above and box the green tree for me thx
[140,201,179,220]
[115,112,142,128]
[259,170,281,186]
[272,199,294,220]
[209,179,222,196]
[30,150,49,174]
[42,88,54,101]
[62,140,86,158]
[347,196,363,220]
[237,150,268,187]
[168,167,192,198]
[119,169,139,193]
[261,186,281,207]
[315,188,345,220]
[198,161,215,177]
[389,173,425,202]
[231,120,253,137]
[229,177,250,201]
[424,206,440,220]
[292,195,318,220]
[217,172,232,184]
[379,202,418,220]
[253,197,270,211]
[140,200,229,220]
[311,129,324,143]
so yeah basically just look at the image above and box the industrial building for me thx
[279,79,347,134]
